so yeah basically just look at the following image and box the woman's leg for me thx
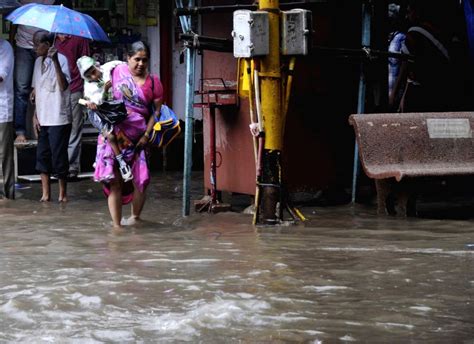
[108,179,123,228]
[130,185,147,222]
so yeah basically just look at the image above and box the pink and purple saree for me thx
[93,63,163,203]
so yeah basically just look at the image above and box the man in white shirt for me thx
[0,38,15,200]
[9,0,54,144]
[31,30,72,202]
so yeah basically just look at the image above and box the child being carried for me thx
[76,56,133,182]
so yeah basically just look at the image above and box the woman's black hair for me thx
[33,30,55,45]
[128,41,150,58]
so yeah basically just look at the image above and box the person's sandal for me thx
[119,163,133,182]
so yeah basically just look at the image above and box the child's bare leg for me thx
[107,132,133,182]
[58,178,68,202]
[40,173,51,202]
[107,133,121,157]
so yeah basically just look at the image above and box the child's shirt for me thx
[32,53,72,126]
[83,60,125,106]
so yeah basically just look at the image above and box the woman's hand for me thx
[136,132,150,149]
[104,80,112,92]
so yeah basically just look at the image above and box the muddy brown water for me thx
[1,173,473,342]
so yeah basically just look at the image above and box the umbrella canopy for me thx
[6,3,110,42]
[0,0,20,14]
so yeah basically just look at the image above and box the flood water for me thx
[1,172,474,343]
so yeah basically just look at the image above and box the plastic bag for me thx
[95,100,128,125]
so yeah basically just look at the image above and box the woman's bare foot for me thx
[58,196,68,203]
[15,134,27,144]
[110,221,124,232]
[40,195,50,202]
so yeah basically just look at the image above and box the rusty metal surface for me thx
[200,1,364,196]
[349,112,474,181]
[202,98,256,195]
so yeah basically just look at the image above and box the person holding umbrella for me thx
[31,30,72,202]
[6,2,110,149]
[9,0,54,144]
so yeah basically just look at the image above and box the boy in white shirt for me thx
[76,56,132,182]
[31,31,72,202]
[0,38,15,200]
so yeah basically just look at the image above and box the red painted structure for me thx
[199,0,387,196]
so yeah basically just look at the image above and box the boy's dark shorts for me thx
[36,124,72,179]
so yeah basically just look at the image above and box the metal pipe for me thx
[175,4,257,16]
[252,60,264,225]
[175,1,320,16]
[179,33,232,45]
[179,34,233,53]
[176,0,190,32]
[281,57,296,139]
[209,106,217,205]
[351,1,372,204]
[253,67,264,133]
[179,0,197,216]
[312,45,413,61]
[247,59,258,166]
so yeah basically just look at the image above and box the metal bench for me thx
[349,112,474,215]
[13,136,98,182]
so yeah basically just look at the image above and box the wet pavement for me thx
[1,172,474,343]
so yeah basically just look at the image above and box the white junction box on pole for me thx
[281,9,312,55]
[232,10,269,58]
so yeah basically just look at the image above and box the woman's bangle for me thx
[143,131,150,138]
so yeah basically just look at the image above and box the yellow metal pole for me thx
[257,0,283,224]
[259,0,281,151]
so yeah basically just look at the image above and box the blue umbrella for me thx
[6,3,110,42]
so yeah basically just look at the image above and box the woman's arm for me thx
[147,97,164,134]
[137,98,163,148]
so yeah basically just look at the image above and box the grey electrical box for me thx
[232,10,269,58]
[281,9,312,55]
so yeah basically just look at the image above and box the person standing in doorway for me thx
[55,34,90,179]
[388,3,406,110]
[0,38,15,200]
[390,0,456,112]
[9,0,55,144]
